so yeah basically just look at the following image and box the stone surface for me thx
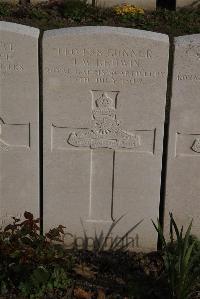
[43,26,169,251]
[164,34,200,239]
[87,0,156,10]
[0,22,39,225]
[176,0,197,8]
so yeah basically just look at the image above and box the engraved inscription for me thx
[177,73,200,81]
[68,93,141,150]
[0,118,30,150]
[45,67,166,86]
[45,46,167,86]
[0,40,24,74]
[53,47,153,58]
[0,40,14,61]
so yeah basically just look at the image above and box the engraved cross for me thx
[0,118,30,151]
[52,91,156,223]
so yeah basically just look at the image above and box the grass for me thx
[0,0,200,35]
[153,214,199,299]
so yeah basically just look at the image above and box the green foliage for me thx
[0,3,11,16]
[153,213,198,299]
[190,235,200,276]
[61,0,91,22]
[0,212,74,298]
[0,1,200,35]
[19,266,71,299]
[0,211,199,298]
[120,12,145,22]
[29,7,49,20]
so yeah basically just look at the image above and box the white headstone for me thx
[0,22,39,225]
[43,27,169,251]
[165,34,200,238]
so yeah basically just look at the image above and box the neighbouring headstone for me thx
[0,22,39,225]
[43,27,169,251]
[164,35,200,238]
[87,0,156,10]
[176,0,196,8]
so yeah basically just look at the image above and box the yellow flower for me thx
[114,3,144,16]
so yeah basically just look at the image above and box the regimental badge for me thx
[191,138,200,153]
[67,93,141,150]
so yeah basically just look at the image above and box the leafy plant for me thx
[0,212,74,298]
[29,7,49,20]
[153,213,197,299]
[19,265,71,299]
[0,2,11,16]
[61,0,90,22]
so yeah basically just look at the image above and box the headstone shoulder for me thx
[43,26,169,43]
[0,21,39,38]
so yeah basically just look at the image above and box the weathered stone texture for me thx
[176,0,197,8]
[43,27,169,251]
[165,34,200,238]
[0,22,39,225]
